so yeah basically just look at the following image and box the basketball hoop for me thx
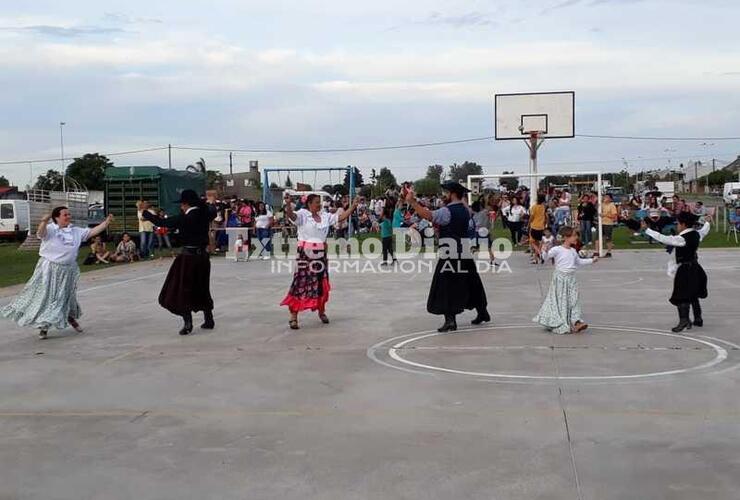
[495,91,575,207]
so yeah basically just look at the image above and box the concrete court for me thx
[0,248,739,500]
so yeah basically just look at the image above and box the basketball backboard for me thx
[494,91,575,140]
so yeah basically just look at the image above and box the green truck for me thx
[104,166,206,235]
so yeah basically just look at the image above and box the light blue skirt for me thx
[1,258,82,330]
[533,270,583,334]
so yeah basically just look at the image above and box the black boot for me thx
[671,303,692,333]
[471,308,491,325]
[438,314,457,332]
[179,312,193,335]
[201,310,215,330]
[691,299,703,327]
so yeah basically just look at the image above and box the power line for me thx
[577,134,740,141]
[0,146,168,166]
[1,131,740,166]
[171,136,497,154]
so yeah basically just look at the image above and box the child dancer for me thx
[533,227,598,334]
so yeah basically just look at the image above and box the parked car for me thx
[0,200,30,241]
[723,182,740,206]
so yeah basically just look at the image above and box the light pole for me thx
[59,121,66,192]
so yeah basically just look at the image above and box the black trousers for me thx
[382,236,394,262]
[508,221,523,244]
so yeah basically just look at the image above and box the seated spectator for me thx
[90,235,111,264]
[112,232,139,263]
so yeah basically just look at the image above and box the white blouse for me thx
[294,209,339,243]
[38,223,91,264]
[543,245,593,274]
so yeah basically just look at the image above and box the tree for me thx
[270,182,279,189]
[206,170,224,190]
[34,169,64,191]
[65,153,113,190]
[376,167,398,192]
[284,175,293,188]
[448,161,483,184]
[0,176,9,188]
[343,166,364,192]
[414,177,441,196]
[425,164,444,182]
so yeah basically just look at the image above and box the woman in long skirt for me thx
[533,226,598,334]
[280,193,358,329]
[2,207,112,339]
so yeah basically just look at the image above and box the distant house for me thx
[0,186,25,200]
[223,160,264,201]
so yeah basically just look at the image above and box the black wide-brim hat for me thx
[676,211,699,226]
[440,181,470,196]
[178,189,201,205]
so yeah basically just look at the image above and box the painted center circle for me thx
[379,325,728,381]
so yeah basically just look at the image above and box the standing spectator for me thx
[379,204,397,266]
[576,194,597,247]
[599,193,618,257]
[137,200,156,258]
[529,194,547,263]
[503,197,526,245]
[672,195,685,216]
[154,209,174,256]
[254,201,274,260]
[238,199,254,253]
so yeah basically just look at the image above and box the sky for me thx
[1,0,740,188]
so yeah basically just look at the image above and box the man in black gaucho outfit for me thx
[405,181,490,332]
[641,211,710,332]
[143,189,216,335]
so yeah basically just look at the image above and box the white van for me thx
[723,182,740,205]
[0,200,30,240]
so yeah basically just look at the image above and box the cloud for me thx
[103,12,163,25]
[540,0,583,16]
[419,11,496,28]
[0,24,125,38]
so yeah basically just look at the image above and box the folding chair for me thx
[727,210,739,244]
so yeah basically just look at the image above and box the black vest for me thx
[675,230,699,264]
[438,202,471,256]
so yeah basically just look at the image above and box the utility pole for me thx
[59,121,66,192]
[229,152,233,176]
[168,144,172,169]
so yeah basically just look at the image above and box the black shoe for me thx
[438,317,457,332]
[180,314,193,335]
[693,318,703,327]
[471,310,491,325]
[671,319,692,333]
[201,310,215,330]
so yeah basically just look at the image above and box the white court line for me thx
[385,325,729,381]
[78,272,167,294]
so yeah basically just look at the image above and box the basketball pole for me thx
[526,132,543,209]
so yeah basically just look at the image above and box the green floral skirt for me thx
[533,270,583,334]
[1,258,81,330]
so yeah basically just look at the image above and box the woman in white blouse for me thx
[2,206,112,339]
[280,193,359,329]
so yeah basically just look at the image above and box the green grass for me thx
[0,243,177,289]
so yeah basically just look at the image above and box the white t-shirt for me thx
[294,209,339,243]
[39,223,91,264]
[505,205,527,222]
[543,245,593,274]
[254,209,273,229]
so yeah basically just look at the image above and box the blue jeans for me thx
[256,228,272,256]
[580,220,593,245]
[139,231,155,257]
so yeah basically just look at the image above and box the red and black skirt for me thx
[159,247,214,315]
[280,241,330,312]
